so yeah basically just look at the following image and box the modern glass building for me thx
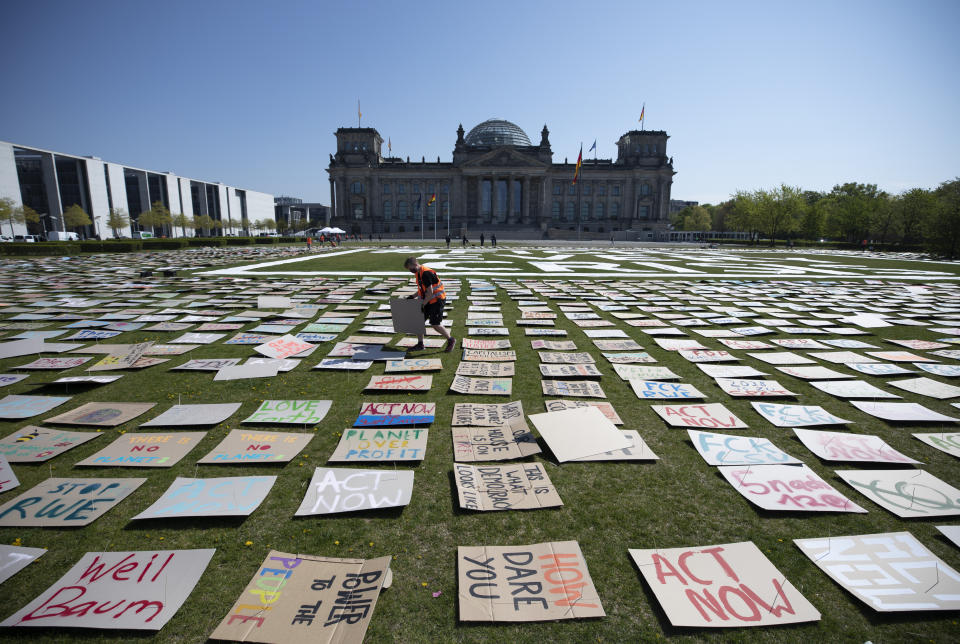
[0,141,275,238]
[326,118,675,239]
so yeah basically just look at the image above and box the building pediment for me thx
[459,147,547,169]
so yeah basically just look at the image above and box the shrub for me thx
[79,240,142,253]
[143,239,189,250]
[226,237,254,246]
[187,238,227,247]
[0,242,80,256]
[255,237,278,244]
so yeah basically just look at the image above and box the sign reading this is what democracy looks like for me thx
[457,541,604,622]
[0,549,215,631]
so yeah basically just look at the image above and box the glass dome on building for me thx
[464,119,532,146]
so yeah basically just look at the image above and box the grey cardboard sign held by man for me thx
[404,256,456,353]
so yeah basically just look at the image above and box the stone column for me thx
[328,177,335,222]
[623,175,635,225]
[476,177,483,226]
[522,176,530,224]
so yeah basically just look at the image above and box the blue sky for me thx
[1,0,957,204]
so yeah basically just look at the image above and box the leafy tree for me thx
[1,197,39,237]
[241,214,250,236]
[924,178,960,258]
[211,219,223,235]
[679,205,711,231]
[192,214,213,236]
[727,190,763,243]
[62,204,92,232]
[137,209,158,232]
[252,219,265,233]
[824,183,882,243]
[172,212,190,237]
[264,219,276,232]
[869,192,897,245]
[897,188,935,246]
[107,208,129,237]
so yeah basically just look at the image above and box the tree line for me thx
[0,199,285,239]
[670,178,960,257]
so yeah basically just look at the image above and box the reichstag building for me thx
[326,119,675,239]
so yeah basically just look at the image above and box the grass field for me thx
[0,246,958,642]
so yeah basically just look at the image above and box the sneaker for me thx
[409,342,424,352]
[444,337,457,353]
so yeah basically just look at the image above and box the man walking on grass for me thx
[404,256,456,353]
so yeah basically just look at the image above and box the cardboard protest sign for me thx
[631,380,705,400]
[395,337,446,349]
[455,362,515,377]
[0,454,19,493]
[835,469,960,517]
[938,525,960,548]
[697,364,768,379]
[468,327,509,336]
[210,551,391,643]
[718,464,865,513]
[538,351,594,364]
[543,400,622,424]
[140,403,242,427]
[751,402,850,427]
[452,401,523,426]
[133,476,276,519]
[462,338,511,349]
[458,541,603,622]
[16,356,91,370]
[689,430,799,465]
[365,374,433,392]
[569,430,658,461]
[87,342,153,371]
[715,378,796,397]
[794,428,919,464]
[0,337,44,358]
[795,531,960,611]
[243,400,332,425]
[849,401,960,422]
[718,339,773,350]
[329,427,427,462]
[0,543,46,585]
[258,295,292,308]
[0,477,146,526]
[452,418,541,461]
[214,362,281,381]
[651,403,747,429]
[846,362,916,376]
[44,402,156,426]
[390,297,427,334]
[75,432,206,467]
[171,358,241,371]
[601,351,656,364]
[593,339,643,351]
[913,431,960,458]
[539,364,602,378]
[527,406,629,461]
[353,401,435,426]
[384,358,443,373]
[450,375,512,395]
[198,430,313,464]
[0,373,30,387]
[0,548,214,630]
[313,358,372,370]
[350,346,405,361]
[255,334,314,359]
[225,333,276,345]
[775,366,855,380]
[454,463,562,511]
[530,340,577,350]
[462,349,516,362]
[629,541,820,627]
[678,350,738,363]
[541,380,606,398]
[296,468,413,515]
[0,395,71,419]
[0,426,101,463]
[889,376,960,399]
[809,379,900,399]
[612,364,680,381]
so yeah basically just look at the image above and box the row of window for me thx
[552,182,653,197]
[350,181,453,195]
[379,200,450,221]
[550,201,626,221]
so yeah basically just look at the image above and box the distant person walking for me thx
[445,234,451,248]
[491,234,497,247]
[480,233,485,247]
[403,256,456,353]
[461,234,467,247]
[307,237,312,250]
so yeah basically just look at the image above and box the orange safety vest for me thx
[416,265,445,304]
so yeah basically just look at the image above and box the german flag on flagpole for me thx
[427,193,436,205]
[572,143,583,185]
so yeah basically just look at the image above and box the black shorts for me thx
[422,299,445,325]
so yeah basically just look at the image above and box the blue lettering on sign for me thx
[354,414,434,427]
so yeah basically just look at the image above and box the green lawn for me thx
[0,247,958,642]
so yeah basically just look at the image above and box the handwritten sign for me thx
[353,401,435,426]
[912,432,960,458]
[541,380,605,398]
[455,362,515,377]
[835,469,960,518]
[794,428,919,463]
[0,426,101,462]
[462,338,511,349]
[613,365,680,381]
[0,395,71,419]
[462,349,516,362]
[75,432,206,468]
[0,374,30,387]
[593,339,642,351]
[296,468,413,515]
[16,357,91,370]
[651,403,747,429]
[383,358,442,373]
[255,334,314,359]
[0,548,215,630]
[751,402,850,427]
[543,400,622,424]
[364,374,432,392]
[0,477,146,527]
[210,552,391,643]
[329,427,427,462]
[454,463,561,511]
[538,352,594,364]
[133,476,276,519]
[0,454,19,493]
[718,464,865,513]
[0,544,46,585]
[629,541,820,627]
[452,401,523,426]
[243,400,332,425]
[678,350,738,363]
[171,358,241,371]
[198,430,313,464]
[530,340,576,350]
[538,364,602,378]
[450,376,512,395]
[601,351,656,364]
[809,379,900,399]
[44,402,156,427]
[689,430,799,465]
[631,380,705,400]
[846,362,916,376]
[715,378,796,397]
[795,532,960,612]
[457,541,603,622]
[850,401,960,422]
[452,418,541,461]
[140,403,241,428]
[313,358,372,370]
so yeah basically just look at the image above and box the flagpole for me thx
[433,196,437,241]
[357,100,361,128]
[577,142,582,242]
